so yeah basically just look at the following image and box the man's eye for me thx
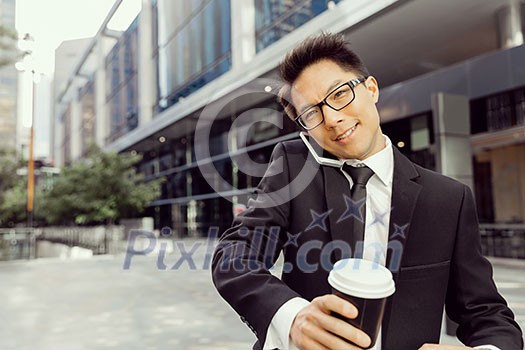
[303,109,319,121]
[333,88,350,99]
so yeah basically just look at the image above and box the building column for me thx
[53,103,65,167]
[231,0,256,70]
[431,92,474,190]
[95,40,108,147]
[138,0,155,126]
[496,0,524,48]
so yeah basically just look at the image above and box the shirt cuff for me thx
[474,346,501,350]
[262,297,310,350]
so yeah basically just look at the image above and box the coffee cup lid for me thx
[328,259,395,299]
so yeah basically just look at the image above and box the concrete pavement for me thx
[0,239,523,349]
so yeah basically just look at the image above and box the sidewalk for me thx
[0,240,523,349]
[0,251,255,350]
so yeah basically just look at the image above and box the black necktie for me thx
[343,164,374,259]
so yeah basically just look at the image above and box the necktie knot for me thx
[344,164,374,186]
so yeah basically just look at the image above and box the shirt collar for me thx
[300,132,394,187]
[339,135,394,187]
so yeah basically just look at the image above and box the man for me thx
[212,33,523,350]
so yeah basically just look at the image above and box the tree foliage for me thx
[0,148,21,194]
[0,181,28,226]
[42,146,163,225]
[0,149,26,227]
[0,146,162,227]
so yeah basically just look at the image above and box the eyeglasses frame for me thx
[293,76,368,131]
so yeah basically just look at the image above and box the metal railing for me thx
[3,223,524,261]
[480,223,525,259]
[0,229,35,261]
[37,226,126,255]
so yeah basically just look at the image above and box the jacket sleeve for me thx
[211,142,302,347]
[445,185,523,349]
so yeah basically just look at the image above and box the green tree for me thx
[0,182,27,226]
[0,149,26,227]
[0,149,48,227]
[0,148,21,194]
[42,146,163,225]
[0,25,19,69]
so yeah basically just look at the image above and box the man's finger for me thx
[305,302,371,349]
[299,319,364,350]
[312,294,358,319]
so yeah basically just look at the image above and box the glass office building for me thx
[60,106,72,165]
[79,80,95,156]
[54,0,525,256]
[105,17,139,144]
[0,0,18,151]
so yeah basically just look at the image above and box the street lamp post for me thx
[27,89,35,228]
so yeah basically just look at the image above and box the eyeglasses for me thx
[294,77,368,130]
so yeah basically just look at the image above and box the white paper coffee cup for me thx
[328,258,395,348]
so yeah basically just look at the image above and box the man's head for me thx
[278,33,384,160]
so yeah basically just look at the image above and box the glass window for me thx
[80,79,95,154]
[254,0,342,52]
[171,171,188,198]
[515,88,525,126]
[159,154,172,171]
[202,2,216,67]
[156,0,231,110]
[381,113,435,170]
[191,168,213,195]
[105,21,139,143]
[218,0,231,56]
[470,87,525,134]
[189,15,203,78]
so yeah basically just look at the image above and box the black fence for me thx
[0,229,35,261]
[37,226,126,255]
[480,224,525,259]
[2,224,524,261]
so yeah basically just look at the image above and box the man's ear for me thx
[365,76,379,103]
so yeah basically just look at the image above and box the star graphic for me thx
[305,209,332,232]
[284,232,301,248]
[337,194,366,223]
[370,208,389,228]
[391,223,409,239]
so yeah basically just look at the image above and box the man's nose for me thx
[322,105,344,128]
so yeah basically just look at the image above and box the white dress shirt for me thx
[262,135,500,350]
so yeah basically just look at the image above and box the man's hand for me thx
[419,345,473,350]
[290,294,371,350]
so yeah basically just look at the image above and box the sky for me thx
[14,0,141,160]
[15,0,141,74]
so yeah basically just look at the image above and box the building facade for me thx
[0,0,18,151]
[54,0,525,257]
[52,38,92,165]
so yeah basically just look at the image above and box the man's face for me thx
[290,59,384,160]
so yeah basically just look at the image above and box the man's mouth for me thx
[334,124,358,141]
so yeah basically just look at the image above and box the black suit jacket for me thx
[212,139,523,350]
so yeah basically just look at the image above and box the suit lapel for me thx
[385,148,422,272]
[382,147,422,345]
